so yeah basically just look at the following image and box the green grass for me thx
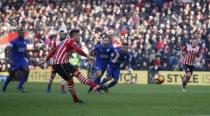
[0,82,210,116]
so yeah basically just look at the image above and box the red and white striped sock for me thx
[75,71,96,88]
[67,80,79,102]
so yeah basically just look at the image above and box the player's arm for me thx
[180,45,187,63]
[47,47,58,61]
[7,41,15,64]
[71,41,93,60]
[89,44,98,57]
[195,47,203,64]
[41,46,58,64]
[181,45,187,56]
[111,48,120,63]
[25,47,30,60]
[7,45,13,64]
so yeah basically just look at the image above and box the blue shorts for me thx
[106,67,120,81]
[11,59,29,71]
[95,62,108,73]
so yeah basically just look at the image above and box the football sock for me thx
[67,80,79,102]
[101,78,110,85]
[75,71,96,88]
[107,80,118,89]
[17,71,29,89]
[182,76,188,89]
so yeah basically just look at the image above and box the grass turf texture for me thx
[0,82,210,116]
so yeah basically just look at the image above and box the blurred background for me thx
[0,0,209,72]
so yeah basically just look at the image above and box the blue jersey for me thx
[93,43,115,65]
[109,48,130,69]
[9,38,28,62]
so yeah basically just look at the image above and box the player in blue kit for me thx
[88,35,119,93]
[2,30,30,93]
[100,42,132,93]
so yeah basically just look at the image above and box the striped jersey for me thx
[46,38,87,64]
[181,44,201,66]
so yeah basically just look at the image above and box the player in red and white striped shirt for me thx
[181,38,202,91]
[43,30,104,104]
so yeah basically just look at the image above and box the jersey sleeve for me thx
[181,45,187,52]
[197,46,202,57]
[52,41,57,48]
[46,46,58,62]
[68,39,88,57]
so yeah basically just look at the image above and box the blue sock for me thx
[3,76,12,88]
[94,76,101,85]
[107,80,118,89]
[17,71,29,89]
[101,78,109,85]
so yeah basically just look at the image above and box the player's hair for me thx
[69,29,80,37]
[59,30,65,34]
[122,42,128,46]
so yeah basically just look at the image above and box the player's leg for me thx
[101,67,113,85]
[60,78,66,93]
[52,64,83,103]
[2,69,15,92]
[182,65,193,91]
[17,68,29,93]
[93,68,103,85]
[104,69,120,92]
[16,60,29,93]
[47,69,56,93]
[88,68,105,93]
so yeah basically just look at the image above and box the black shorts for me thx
[52,63,77,81]
[51,66,56,74]
[183,64,194,74]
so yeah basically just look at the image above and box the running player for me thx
[2,29,30,93]
[181,38,202,92]
[88,34,119,93]
[100,42,132,93]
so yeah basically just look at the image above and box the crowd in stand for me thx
[0,0,209,72]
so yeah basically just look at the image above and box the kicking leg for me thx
[74,70,97,88]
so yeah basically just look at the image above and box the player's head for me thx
[70,29,80,41]
[101,34,110,47]
[18,29,24,40]
[59,30,66,41]
[121,42,128,53]
[191,38,198,47]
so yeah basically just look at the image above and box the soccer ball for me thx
[154,74,165,84]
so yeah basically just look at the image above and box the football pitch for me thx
[0,82,210,116]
